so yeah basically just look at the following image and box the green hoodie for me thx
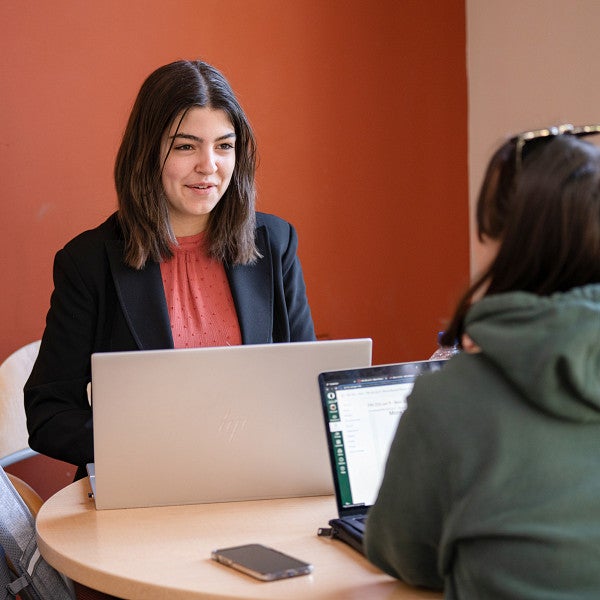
[364,284,600,599]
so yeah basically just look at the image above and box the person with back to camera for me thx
[24,60,315,481]
[364,124,600,599]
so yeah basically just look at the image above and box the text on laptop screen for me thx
[323,372,418,509]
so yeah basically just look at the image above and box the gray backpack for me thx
[0,466,75,600]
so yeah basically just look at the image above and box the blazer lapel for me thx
[105,241,174,350]
[227,225,274,344]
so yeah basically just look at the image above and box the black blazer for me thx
[25,212,315,474]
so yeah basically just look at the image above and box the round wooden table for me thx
[36,479,442,599]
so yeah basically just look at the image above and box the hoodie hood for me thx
[464,284,600,423]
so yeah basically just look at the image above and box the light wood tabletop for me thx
[36,479,442,599]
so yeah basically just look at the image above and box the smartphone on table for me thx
[211,543,313,581]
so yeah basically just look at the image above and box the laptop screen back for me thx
[319,360,446,518]
[91,338,372,509]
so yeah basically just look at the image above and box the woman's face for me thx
[160,107,236,236]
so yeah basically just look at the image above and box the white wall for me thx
[467,0,600,272]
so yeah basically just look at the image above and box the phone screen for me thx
[211,543,313,581]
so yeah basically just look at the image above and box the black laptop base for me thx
[321,518,365,554]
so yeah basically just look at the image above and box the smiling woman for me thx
[24,60,316,481]
[160,107,237,236]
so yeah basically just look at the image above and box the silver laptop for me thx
[89,339,372,510]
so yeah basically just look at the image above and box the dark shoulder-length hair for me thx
[442,134,600,346]
[114,60,259,269]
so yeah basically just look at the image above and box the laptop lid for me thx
[319,359,446,520]
[91,338,372,510]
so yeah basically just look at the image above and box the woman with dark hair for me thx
[25,60,315,479]
[365,125,600,598]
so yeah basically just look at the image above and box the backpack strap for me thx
[1,544,17,599]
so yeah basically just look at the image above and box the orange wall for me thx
[0,0,468,365]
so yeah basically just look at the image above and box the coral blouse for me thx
[159,232,242,349]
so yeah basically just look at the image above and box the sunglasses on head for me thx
[511,123,600,173]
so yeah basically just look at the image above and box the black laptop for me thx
[317,359,447,553]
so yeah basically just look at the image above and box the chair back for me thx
[0,341,41,467]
